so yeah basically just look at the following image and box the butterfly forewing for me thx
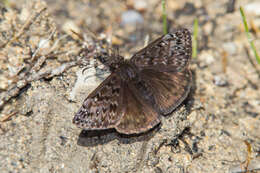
[73,73,123,130]
[130,28,191,72]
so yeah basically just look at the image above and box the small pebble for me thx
[226,0,236,13]
[0,76,8,90]
[133,0,147,11]
[38,38,51,49]
[222,42,237,55]
[121,10,144,26]
[213,75,228,87]
[245,2,260,15]
[203,22,213,35]
[19,8,30,21]
[199,50,215,67]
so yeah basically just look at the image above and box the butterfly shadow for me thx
[182,68,197,114]
[77,124,160,147]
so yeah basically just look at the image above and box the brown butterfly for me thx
[73,28,192,135]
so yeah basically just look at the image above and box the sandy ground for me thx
[0,0,260,172]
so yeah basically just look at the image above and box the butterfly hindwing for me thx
[130,28,191,72]
[73,73,123,130]
[115,81,160,134]
[140,68,192,114]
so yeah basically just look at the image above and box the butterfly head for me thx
[107,54,124,72]
[96,51,124,72]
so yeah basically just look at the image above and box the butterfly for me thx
[73,28,192,135]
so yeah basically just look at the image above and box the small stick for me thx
[0,112,17,122]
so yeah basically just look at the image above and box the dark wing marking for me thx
[115,82,160,134]
[130,28,191,72]
[73,73,123,130]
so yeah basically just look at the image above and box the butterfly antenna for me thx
[116,46,120,57]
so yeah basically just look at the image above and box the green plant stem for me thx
[192,18,198,58]
[162,0,167,34]
[240,7,260,64]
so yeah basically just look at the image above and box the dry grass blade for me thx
[244,140,252,173]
